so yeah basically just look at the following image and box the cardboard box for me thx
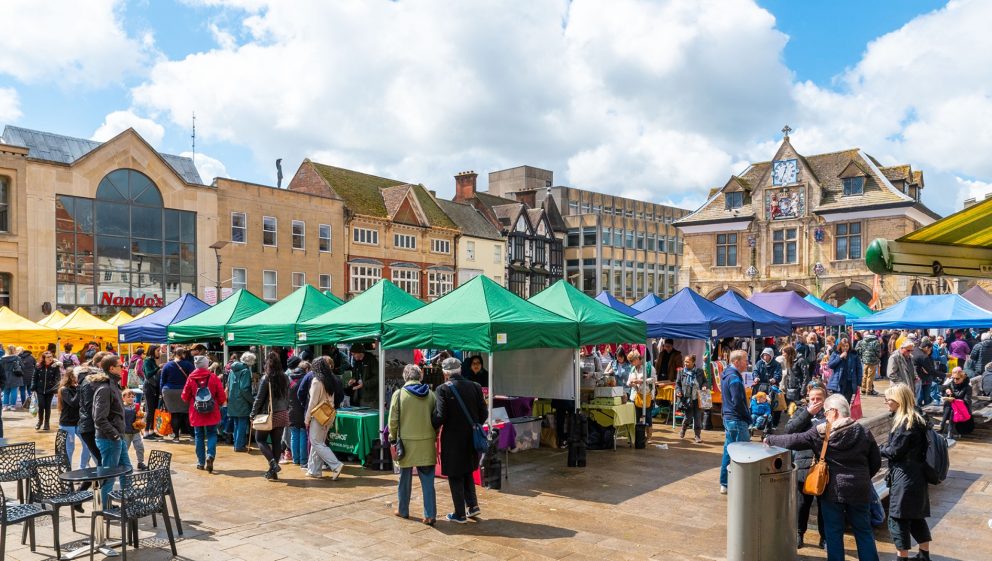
[594,386,625,398]
[592,396,623,406]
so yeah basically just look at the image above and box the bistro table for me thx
[60,465,133,559]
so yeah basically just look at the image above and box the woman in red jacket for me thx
[181,355,227,473]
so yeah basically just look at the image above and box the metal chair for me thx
[0,476,60,559]
[91,469,176,561]
[24,455,92,533]
[0,442,35,502]
[55,429,70,470]
[111,449,182,535]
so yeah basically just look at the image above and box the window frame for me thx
[427,270,454,298]
[430,238,451,254]
[393,233,417,250]
[291,271,305,290]
[834,221,863,261]
[466,240,475,261]
[391,268,420,296]
[291,220,305,250]
[772,228,798,265]
[349,264,381,293]
[231,212,247,244]
[843,176,865,197]
[262,216,277,247]
[715,233,738,267]
[493,244,501,264]
[232,267,247,292]
[352,227,379,246]
[0,272,10,307]
[262,269,278,301]
[318,224,332,253]
[725,191,743,210]
[318,274,331,292]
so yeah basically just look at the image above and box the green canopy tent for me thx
[839,297,875,319]
[528,280,647,345]
[226,285,342,346]
[168,289,269,343]
[322,290,346,306]
[383,275,580,426]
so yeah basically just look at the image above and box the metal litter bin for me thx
[726,442,796,561]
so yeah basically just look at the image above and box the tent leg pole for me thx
[487,353,494,426]
[574,349,580,413]
[223,344,229,369]
[378,345,386,432]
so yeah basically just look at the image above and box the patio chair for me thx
[24,455,92,533]
[111,449,183,535]
[0,477,60,559]
[55,429,70,470]
[91,469,176,561]
[0,442,35,502]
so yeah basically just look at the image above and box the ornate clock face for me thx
[772,159,798,185]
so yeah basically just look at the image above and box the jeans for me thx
[447,473,479,519]
[123,433,145,465]
[307,420,343,475]
[289,426,307,465]
[819,500,879,561]
[219,406,229,435]
[61,425,90,469]
[916,382,933,407]
[18,385,27,405]
[0,406,4,437]
[95,437,133,506]
[80,431,102,466]
[231,416,249,450]
[2,387,17,407]
[194,425,218,466]
[720,419,751,487]
[398,466,436,520]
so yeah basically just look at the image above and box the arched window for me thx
[56,169,196,311]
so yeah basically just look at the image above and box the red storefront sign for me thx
[99,292,165,307]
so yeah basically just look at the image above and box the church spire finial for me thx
[781,124,792,139]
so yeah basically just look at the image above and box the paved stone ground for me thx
[2,380,990,560]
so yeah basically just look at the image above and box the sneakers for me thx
[467,506,482,518]
[694,436,703,444]
[137,463,149,471]
[206,456,214,474]
[305,472,323,478]
[279,451,292,464]
[445,513,467,524]
[264,469,278,482]
[195,464,205,471]
[720,485,728,495]
[679,426,687,439]
[331,464,343,481]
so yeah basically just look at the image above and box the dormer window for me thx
[843,176,864,196]
[725,191,744,210]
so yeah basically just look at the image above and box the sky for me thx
[1,0,988,216]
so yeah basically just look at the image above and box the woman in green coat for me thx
[226,352,256,451]
[388,364,437,525]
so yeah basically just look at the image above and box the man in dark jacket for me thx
[766,393,881,561]
[981,362,992,397]
[653,339,683,382]
[784,386,827,548]
[91,356,131,505]
[17,348,36,408]
[719,350,752,495]
[967,332,992,377]
[912,339,938,407]
[432,357,486,524]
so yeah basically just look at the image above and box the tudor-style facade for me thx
[676,129,944,307]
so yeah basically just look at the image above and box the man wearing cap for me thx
[887,339,916,388]
[432,357,487,524]
[912,338,938,407]
[653,339,683,382]
[347,342,379,408]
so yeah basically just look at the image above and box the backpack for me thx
[194,378,215,414]
[922,427,949,485]
[60,353,75,370]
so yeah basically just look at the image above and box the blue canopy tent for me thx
[749,292,846,327]
[632,293,664,312]
[594,291,639,316]
[852,294,992,330]
[804,294,857,322]
[636,287,754,339]
[714,292,792,337]
[118,293,210,344]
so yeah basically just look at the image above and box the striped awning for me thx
[900,196,992,248]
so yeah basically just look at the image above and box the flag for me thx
[868,274,882,310]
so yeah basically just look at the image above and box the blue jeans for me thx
[230,416,249,450]
[194,425,218,466]
[820,500,879,561]
[917,382,933,407]
[18,385,27,405]
[219,406,229,435]
[60,425,92,469]
[2,387,17,407]
[720,419,751,487]
[95,437,132,505]
[398,466,436,520]
[289,426,307,465]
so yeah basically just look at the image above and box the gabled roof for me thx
[492,203,527,232]
[435,199,503,241]
[542,192,568,233]
[1,125,202,184]
[381,184,429,226]
[526,208,546,230]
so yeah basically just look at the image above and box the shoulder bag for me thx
[389,390,405,460]
[252,376,274,431]
[448,382,488,454]
[803,421,832,496]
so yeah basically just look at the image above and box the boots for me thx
[914,549,932,560]
[264,459,279,482]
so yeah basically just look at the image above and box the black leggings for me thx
[255,426,285,464]
[144,391,159,433]
[797,488,824,536]
[35,391,55,427]
[171,412,189,437]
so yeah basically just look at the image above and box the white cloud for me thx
[0,0,150,86]
[209,23,237,51]
[92,110,166,146]
[0,88,21,123]
[180,151,228,185]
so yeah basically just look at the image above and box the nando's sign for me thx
[99,292,165,308]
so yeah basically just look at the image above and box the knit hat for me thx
[755,391,768,400]
[761,347,774,358]
[350,342,367,354]
[287,356,302,369]
[441,357,462,373]
[193,355,209,369]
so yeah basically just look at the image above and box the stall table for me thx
[581,402,636,449]
[326,408,380,465]
[492,396,536,419]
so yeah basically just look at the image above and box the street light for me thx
[209,240,229,303]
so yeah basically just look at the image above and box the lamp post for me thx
[209,240,229,303]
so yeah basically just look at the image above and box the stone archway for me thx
[822,282,873,307]
[911,281,923,296]
[706,286,747,301]
[762,282,809,296]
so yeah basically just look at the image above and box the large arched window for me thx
[56,169,196,312]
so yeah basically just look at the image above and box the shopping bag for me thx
[154,408,173,436]
[698,390,713,410]
[951,399,971,423]
[851,389,863,420]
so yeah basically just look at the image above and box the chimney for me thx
[454,171,478,202]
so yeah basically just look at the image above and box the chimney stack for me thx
[454,170,478,202]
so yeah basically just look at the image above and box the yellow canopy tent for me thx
[0,307,58,354]
[54,308,119,349]
[106,311,134,326]
[37,310,66,327]
[133,308,155,320]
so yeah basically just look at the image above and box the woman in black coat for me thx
[30,351,61,431]
[881,384,932,560]
[938,367,973,438]
[784,385,827,548]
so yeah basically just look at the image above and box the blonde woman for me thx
[626,349,655,438]
[881,384,932,561]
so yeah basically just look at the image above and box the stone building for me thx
[435,198,505,286]
[287,160,459,301]
[676,129,943,306]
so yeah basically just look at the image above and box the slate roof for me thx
[436,199,503,241]
[526,208,545,230]
[542,192,568,233]
[1,125,203,184]
[492,203,525,231]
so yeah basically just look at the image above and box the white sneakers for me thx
[331,464,343,481]
[720,485,728,495]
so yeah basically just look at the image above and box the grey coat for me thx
[887,352,915,387]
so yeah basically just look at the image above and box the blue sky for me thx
[1,0,988,216]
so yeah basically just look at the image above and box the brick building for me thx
[676,128,944,307]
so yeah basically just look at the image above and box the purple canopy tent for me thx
[748,292,846,327]
[962,286,992,311]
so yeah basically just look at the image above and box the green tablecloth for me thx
[326,409,381,464]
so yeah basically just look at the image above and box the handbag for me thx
[698,389,713,410]
[951,398,971,423]
[154,408,172,437]
[802,421,832,496]
[448,382,488,454]
[252,376,274,431]
[311,401,336,426]
[851,389,864,420]
[389,390,405,461]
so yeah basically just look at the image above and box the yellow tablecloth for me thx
[581,403,636,428]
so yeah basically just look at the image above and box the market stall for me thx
[0,306,57,354]
[851,294,992,330]
[713,292,792,337]
[962,286,992,312]
[106,310,134,327]
[168,289,269,343]
[838,297,875,318]
[225,285,341,346]
[748,291,846,327]
[594,291,639,316]
[53,307,118,348]
[804,294,858,323]
[37,310,66,327]
[631,293,664,313]
[133,308,155,320]
[120,293,209,344]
